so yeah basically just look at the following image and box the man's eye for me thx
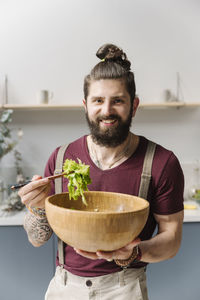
[114,99,123,104]
[96,99,103,103]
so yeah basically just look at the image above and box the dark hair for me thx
[83,44,136,104]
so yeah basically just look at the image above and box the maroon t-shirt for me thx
[44,135,184,277]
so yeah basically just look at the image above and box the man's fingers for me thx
[27,188,49,208]
[22,183,50,207]
[32,175,43,181]
[96,238,141,260]
[18,177,49,197]
[96,251,115,261]
[119,238,141,251]
[74,249,99,260]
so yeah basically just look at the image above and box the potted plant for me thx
[0,109,25,211]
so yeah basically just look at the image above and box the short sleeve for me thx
[152,153,184,215]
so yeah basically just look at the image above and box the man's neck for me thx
[87,133,139,170]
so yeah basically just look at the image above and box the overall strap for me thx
[54,144,69,266]
[138,141,156,200]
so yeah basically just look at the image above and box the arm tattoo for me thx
[24,211,53,245]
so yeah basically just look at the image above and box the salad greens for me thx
[63,158,91,206]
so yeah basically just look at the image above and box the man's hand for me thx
[18,175,51,209]
[74,238,141,261]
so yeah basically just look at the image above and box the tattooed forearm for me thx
[23,211,53,246]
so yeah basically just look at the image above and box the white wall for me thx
[0,0,200,195]
[0,0,200,104]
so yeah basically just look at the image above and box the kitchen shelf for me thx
[0,102,200,111]
[1,104,84,111]
[139,102,200,108]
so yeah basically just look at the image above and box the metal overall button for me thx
[86,280,92,287]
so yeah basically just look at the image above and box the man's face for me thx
[84,79,136,147]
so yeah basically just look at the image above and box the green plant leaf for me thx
[0,109,13,123]
[63,159,92,205]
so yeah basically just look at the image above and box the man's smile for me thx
[100,119,117,126]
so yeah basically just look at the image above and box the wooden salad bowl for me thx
[45,191,149,252]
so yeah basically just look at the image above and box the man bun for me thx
[96,44,131,71]
[84,43,136,103]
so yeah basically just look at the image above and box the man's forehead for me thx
[88,79,128,97]
[90,78,125,86]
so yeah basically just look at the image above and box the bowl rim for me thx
[45,191,149,216]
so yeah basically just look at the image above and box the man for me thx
[19,44,184,300]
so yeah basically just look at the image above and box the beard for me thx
[85,107,133,147]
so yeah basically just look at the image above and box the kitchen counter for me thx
[183,201,200,222]
[0,204,199,300]
[0,207,26,226]
[0,202,200,225]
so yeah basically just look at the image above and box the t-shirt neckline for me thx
[83,134,143,172]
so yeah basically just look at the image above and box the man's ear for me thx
[132,97,140,117]
[83,99,87,111]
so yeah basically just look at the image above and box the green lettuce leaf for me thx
[63,158,91,205]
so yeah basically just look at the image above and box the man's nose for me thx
[101,102,113,116]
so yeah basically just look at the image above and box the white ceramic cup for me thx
[37,90,53,104]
